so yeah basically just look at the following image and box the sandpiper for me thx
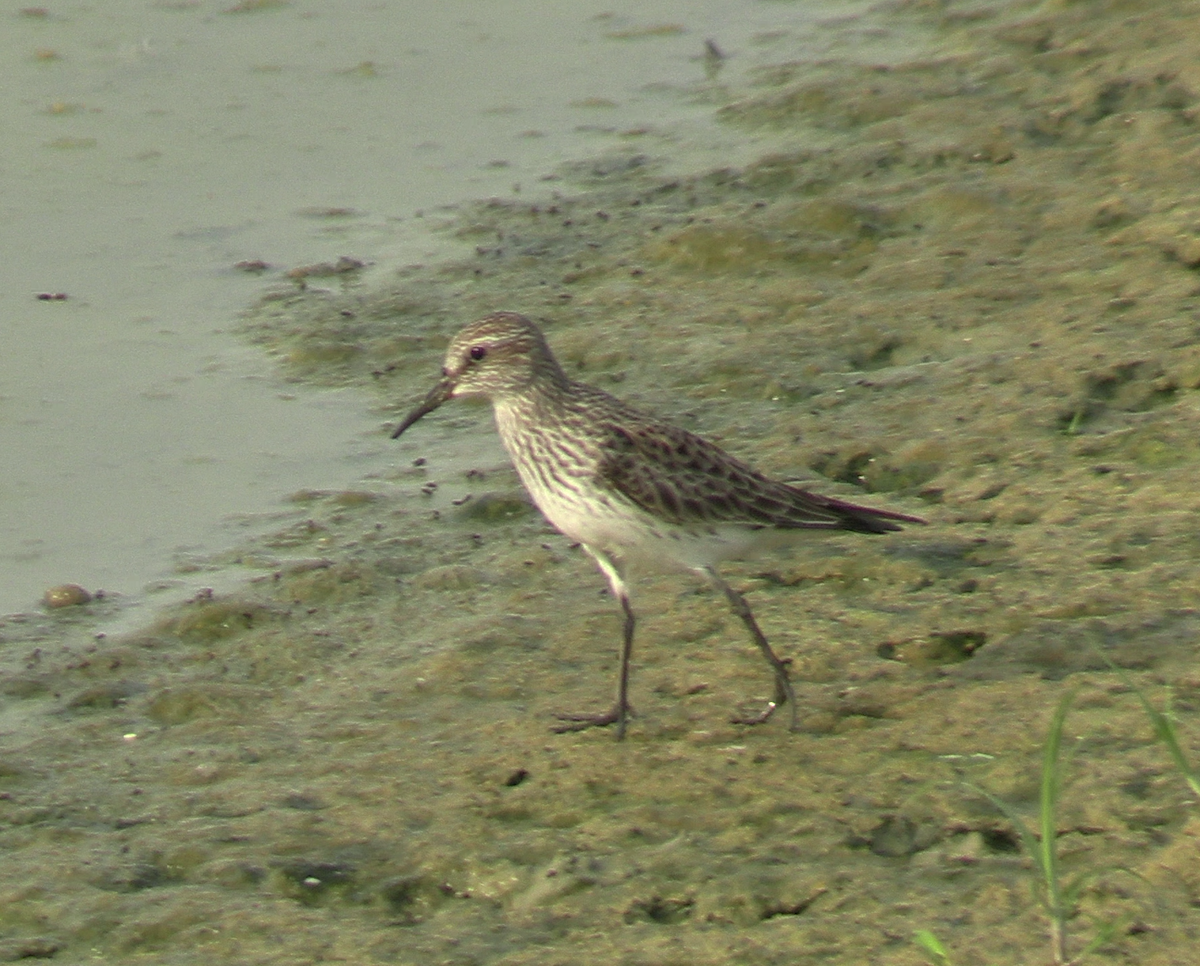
[393,312,925,739]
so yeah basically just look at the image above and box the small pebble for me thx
[42,584,92,608]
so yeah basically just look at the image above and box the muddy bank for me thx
[4,1,1200,963]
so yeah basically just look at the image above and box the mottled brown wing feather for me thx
[593,415,921,534]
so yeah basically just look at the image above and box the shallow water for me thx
[4,0,1200,963]
[2,0,853,618]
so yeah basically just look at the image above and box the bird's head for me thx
[391,312,563,438]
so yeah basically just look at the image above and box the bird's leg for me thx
[702,567,798,731]
[553,547,634,740]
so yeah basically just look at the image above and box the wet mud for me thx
[4,1,1200,962]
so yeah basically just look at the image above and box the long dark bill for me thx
[391,376,455,439]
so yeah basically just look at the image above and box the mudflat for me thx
[4,1,1200,962]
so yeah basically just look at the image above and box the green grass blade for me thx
[1042,688,1079,965]
[1098,653,1200,797]
[913,929,951,966]
[967,782,1043,901]
[1077,915,1123,959]
[1126,681,1199,796]
[1039,687,1078,920]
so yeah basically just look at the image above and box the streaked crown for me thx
[443,312,568,400]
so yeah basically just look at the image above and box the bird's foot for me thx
[732,692,799,731]
[731,700,779,727]
[552,704,631,740]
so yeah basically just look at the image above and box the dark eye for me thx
[468,345,487,362]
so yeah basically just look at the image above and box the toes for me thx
[551,707,626,734]
[731,700,778,726]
